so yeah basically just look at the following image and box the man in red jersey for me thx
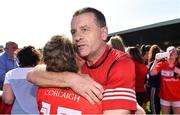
[28,7,137,114]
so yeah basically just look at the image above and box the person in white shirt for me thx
[2,46,41,114]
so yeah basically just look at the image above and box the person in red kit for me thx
[126,47,148,107]
[150,46,180,114]
[37,35,102,114]
[28,7,137,114]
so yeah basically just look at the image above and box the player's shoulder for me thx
[110,49,133,63]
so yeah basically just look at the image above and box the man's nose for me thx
[74,32,83,42]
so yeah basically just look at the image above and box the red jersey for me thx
[82,45,137,111]
[37,87,102,114]
[134,61,148,92]
[156,61,180,101]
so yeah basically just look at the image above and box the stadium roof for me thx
[108,18,180,50]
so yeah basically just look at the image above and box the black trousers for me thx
[150,87,161,114]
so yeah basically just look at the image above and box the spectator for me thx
[0,49,3,53]
[0,46,3,53]
[150,46,180,114]
[107,35,125,52]
[126,47,148,106]
[140,44,151,66]
[0,41,18,90]
[27,7,137,114]
[140,44,151,112]
[2,46,41,114]
[147,44,162,114]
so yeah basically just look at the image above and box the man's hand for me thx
[64,73,104,104]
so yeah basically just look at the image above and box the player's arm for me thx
[27,64,104,104]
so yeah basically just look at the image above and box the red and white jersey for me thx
[156,61,180,101]
[82,45,137,111]
[37,87,102,114]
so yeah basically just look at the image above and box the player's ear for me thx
[101,27,108,41]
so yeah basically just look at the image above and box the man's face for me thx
[7,43,18,58]
[71,12,106,59]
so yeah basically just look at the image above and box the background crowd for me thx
[0,7,180,114]
[1,38,179,114]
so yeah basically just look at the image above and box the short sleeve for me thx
[4,71,11,84]
[102,57,137,111]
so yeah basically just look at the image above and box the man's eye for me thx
[71,30,75,35]
[82,28,88,32]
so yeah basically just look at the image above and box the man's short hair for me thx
[5,41,18,49]
[73,7,106,27]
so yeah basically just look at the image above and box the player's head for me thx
[43,35,78,72]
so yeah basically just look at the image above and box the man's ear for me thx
[101,27,108,41]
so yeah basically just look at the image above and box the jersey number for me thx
[40,101,82,115]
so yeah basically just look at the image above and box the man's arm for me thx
[27,65,104,104]
[27,65,68,87]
